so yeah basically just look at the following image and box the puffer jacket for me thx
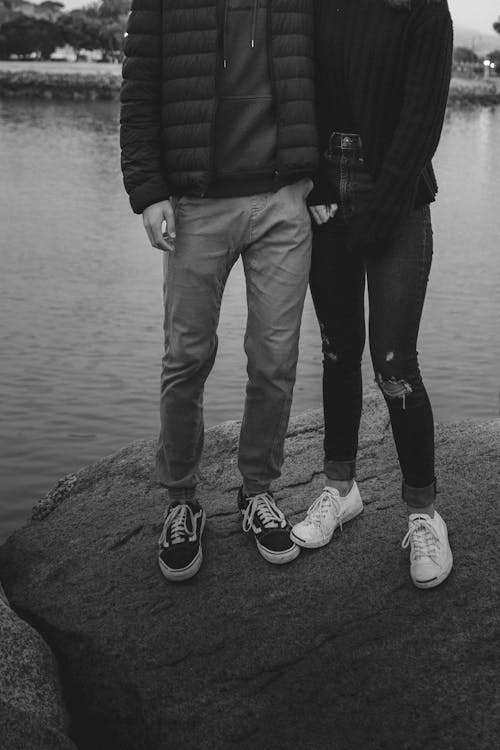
[120,0,318,214]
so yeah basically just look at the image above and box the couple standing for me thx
[120,0,454,588]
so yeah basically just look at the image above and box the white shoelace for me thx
[303,488,343,532]
[401,517,439,561]
[242,493,286,533]
[159,504,195,547]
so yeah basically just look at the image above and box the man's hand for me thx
[143,200,176,252]
[309,204,338,225]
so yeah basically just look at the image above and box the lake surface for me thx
[0,101,499,542]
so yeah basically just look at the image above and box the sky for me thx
[58,1,500,35]
[448,0,499,34]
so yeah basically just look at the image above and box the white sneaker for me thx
[290,482,363,549]
[402,511,453,589]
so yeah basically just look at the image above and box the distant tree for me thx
[453,46,478,64]
[98,0,130,19]
[54,1,127,61]
[0,32,8,60]
[56,9,101,59]
[79,0,129,21]
[98,19,125,61]
[38,1,65,21]
[0,2,10,28]
[0,0,128,61]
[36,17,63,58]
[493,17,500,34]
[3,16,35,60]
[0,15,64,59]
[0,0,65,25]
[39,1,65,9]
[96,0,128,60]
[486,49,500,72]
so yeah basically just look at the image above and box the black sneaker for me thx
[158,502,206,582]
[238,489,300,565]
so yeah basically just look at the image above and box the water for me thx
[0,101,499,542]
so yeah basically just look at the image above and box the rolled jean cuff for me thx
[167,487,197,502]
[324,459,356,481]
[402,478,437,508]
[242,482,271,498]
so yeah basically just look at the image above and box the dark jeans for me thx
[309,134,436,507]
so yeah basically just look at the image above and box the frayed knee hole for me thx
[324,350,338,363]
[375,373,413,407]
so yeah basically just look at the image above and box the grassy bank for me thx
[0,62,499,105]
[448,76,500,107]
[0,61,121,100]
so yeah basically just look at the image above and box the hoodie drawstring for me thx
[223,0,229,68]
[251,0,258,49]
[222,0,260,68]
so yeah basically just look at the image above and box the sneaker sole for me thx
[158,513,206,583]
[290,503,364,549]
[256,538,300,565]
[412,550,453,589]
[159,547,203,582]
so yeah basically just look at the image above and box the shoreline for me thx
[0,62,499,105]
[447,76,500,107]
[0,62,121,100]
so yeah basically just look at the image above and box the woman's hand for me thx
[309,204,338,225]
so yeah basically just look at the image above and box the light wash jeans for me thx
[156,178,313,500]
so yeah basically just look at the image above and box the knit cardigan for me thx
[311,0,453,249]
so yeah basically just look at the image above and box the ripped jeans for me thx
[309,134,435,507]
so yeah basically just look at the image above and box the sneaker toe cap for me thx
[261,529,296,552]
[412,560,441,584]
[291,522,320,544]
[289,523,310,542]
[159,544,197,570]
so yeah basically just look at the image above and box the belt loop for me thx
[328,130,336,156]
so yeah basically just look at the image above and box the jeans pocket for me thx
[170,195,190,226]
[170,195,179,214]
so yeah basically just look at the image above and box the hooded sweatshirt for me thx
[208,0,281,197]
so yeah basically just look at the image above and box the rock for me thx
[0,582,77,750]
[0,391,498,750]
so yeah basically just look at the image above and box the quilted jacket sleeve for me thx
[120,0,170,214]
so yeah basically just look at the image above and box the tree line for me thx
[0,0,129,61]
[452,15,500,74]
[2,4,500,65]
[454,47,500,70]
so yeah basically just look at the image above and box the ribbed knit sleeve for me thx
[120,0,171,215]
[350,4,453,251]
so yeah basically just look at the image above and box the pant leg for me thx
[366,204,436,506]
[309,215,366,481]
[156,196,247,499]
[237,179,313,494]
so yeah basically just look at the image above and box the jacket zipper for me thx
[202,1,220,197]
[266,0,280,182]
